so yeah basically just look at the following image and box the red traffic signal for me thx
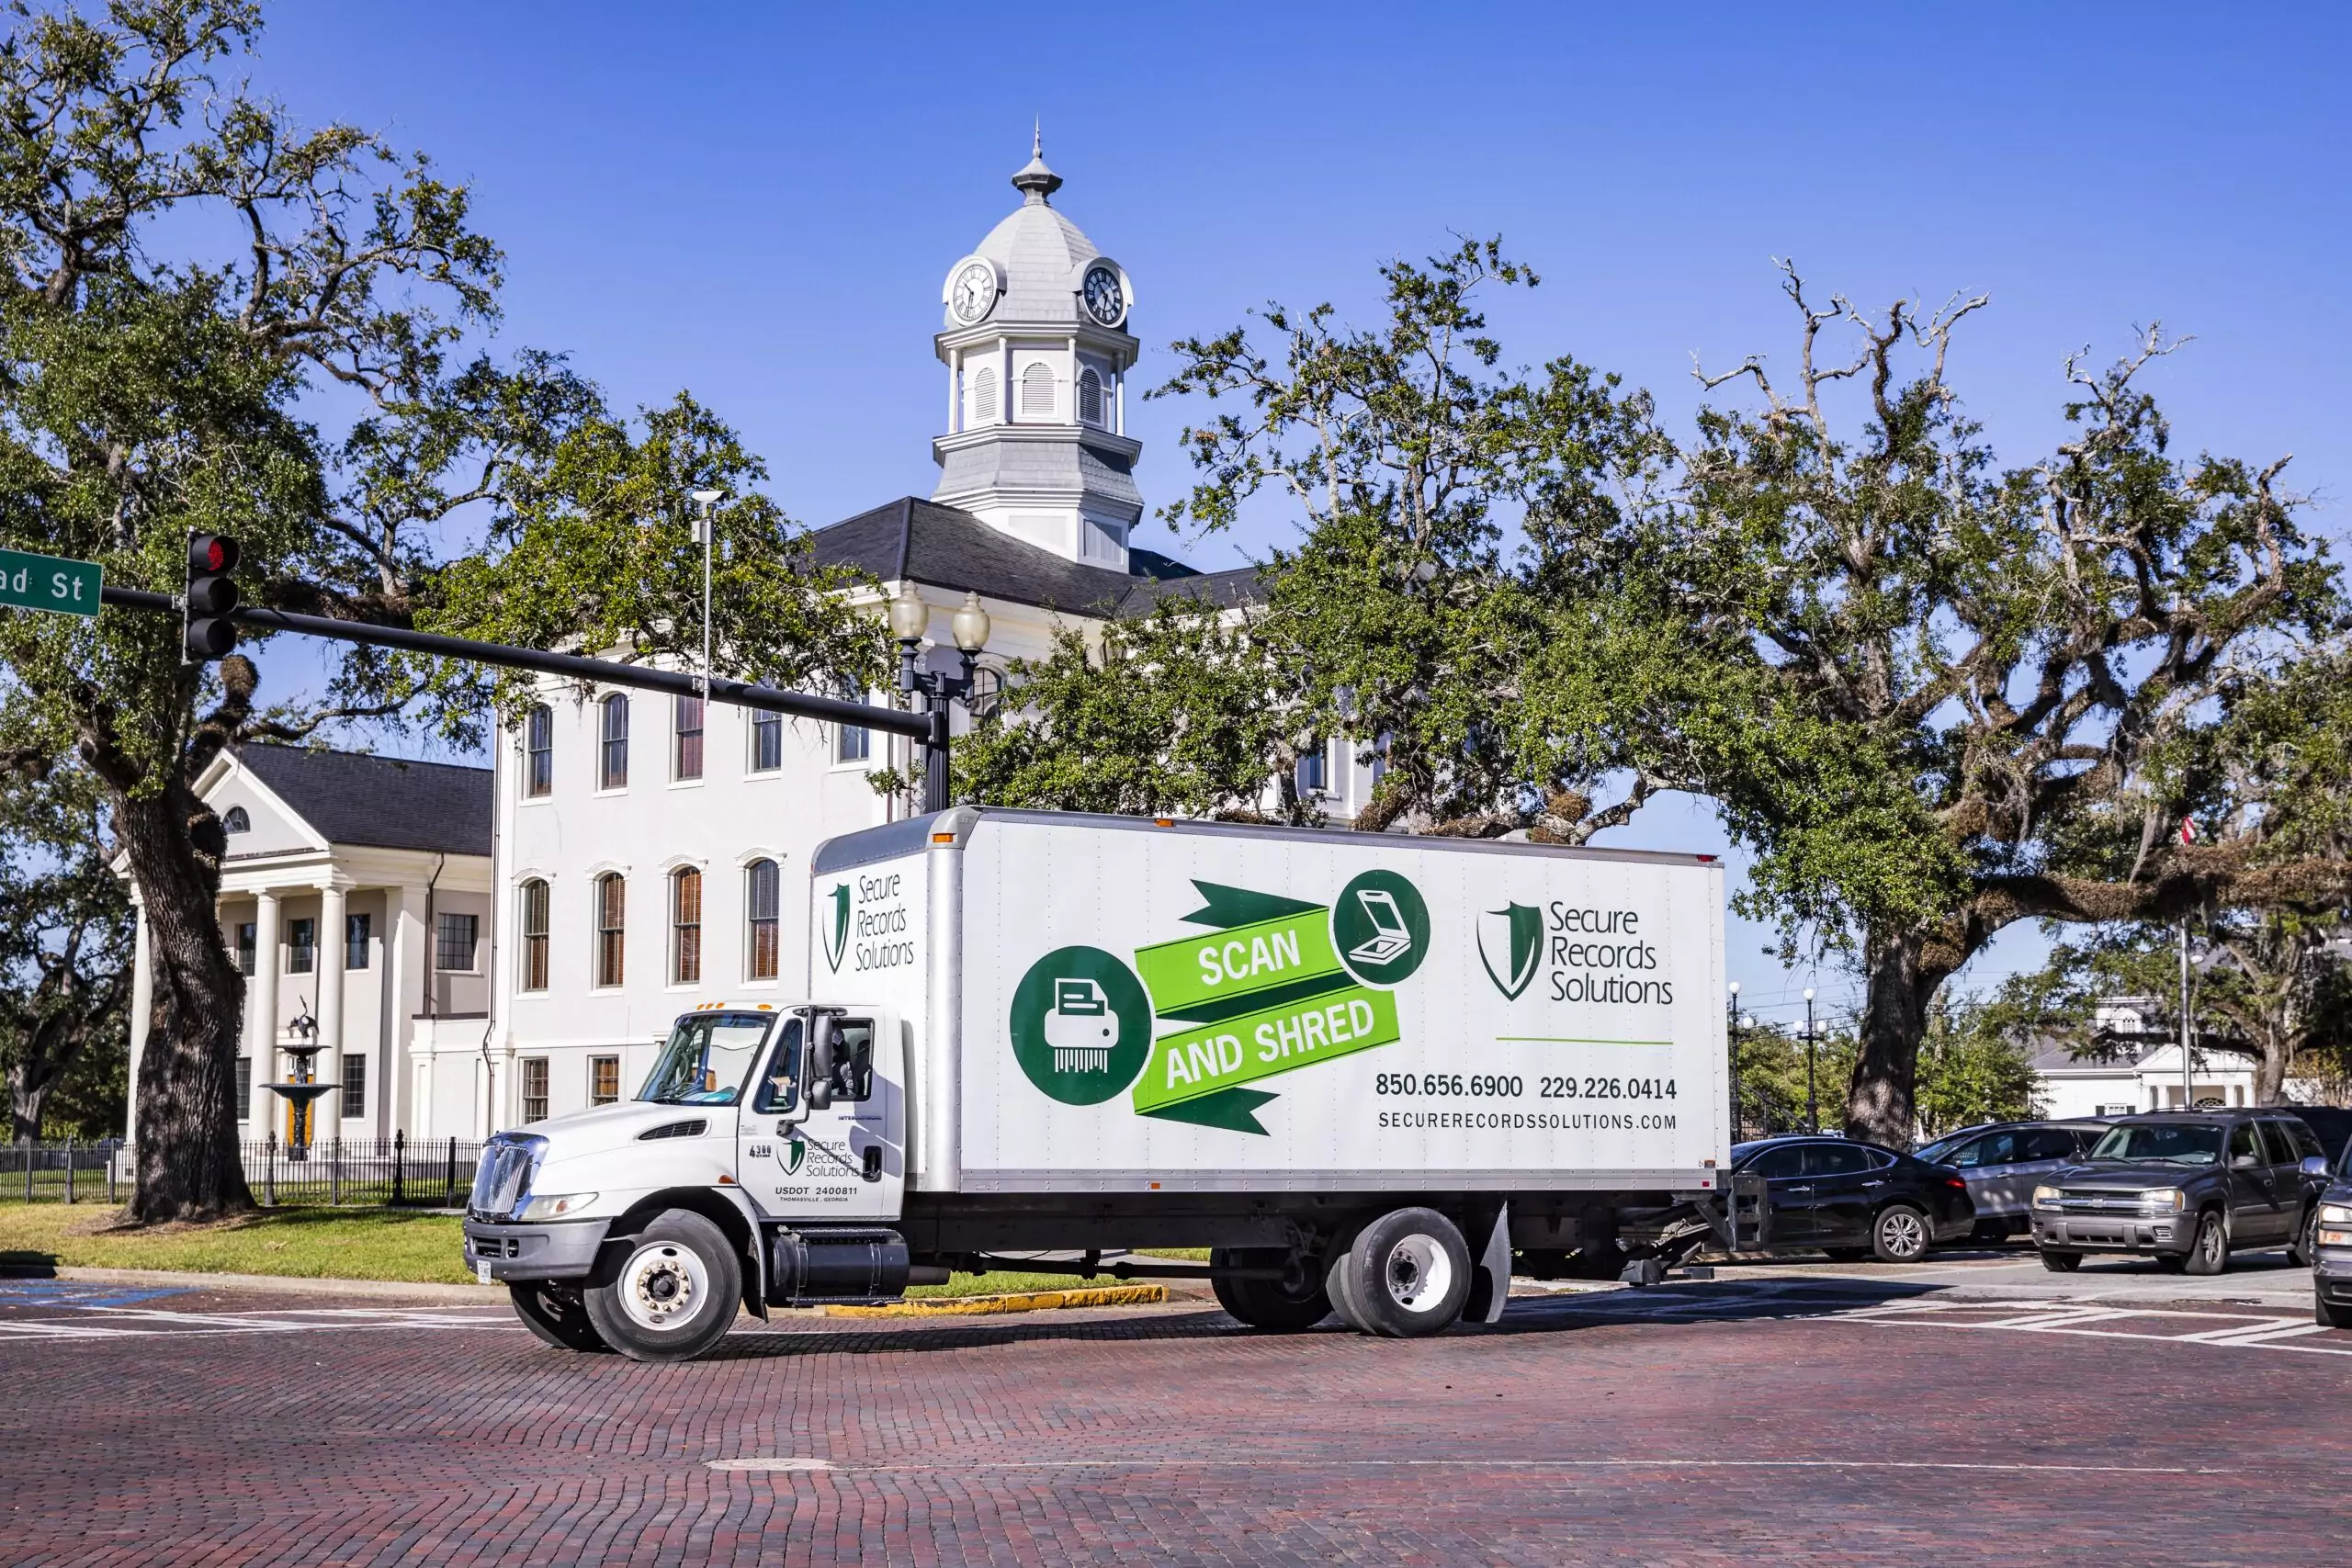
[182,533,240,661]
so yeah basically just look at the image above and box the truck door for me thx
[741,1012,903,1222]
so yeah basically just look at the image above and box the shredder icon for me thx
[1043,977,1116,1072]
[1346,888,1414,966]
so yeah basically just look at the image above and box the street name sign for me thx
[0,546,102,618]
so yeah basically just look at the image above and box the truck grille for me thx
[468,1135,545,1220]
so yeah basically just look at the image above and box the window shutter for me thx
[1021,362,1055,417]
[1078,368,1103,424]
[972,367,997,422]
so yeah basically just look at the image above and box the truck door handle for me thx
[1783,1184,1814,1193]
[1861,1180,1886,1189]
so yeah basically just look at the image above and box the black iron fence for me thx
[5,1133,486,1209]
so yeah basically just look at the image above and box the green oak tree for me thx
[1671,265,2344,1143]
[0,3,878,1219]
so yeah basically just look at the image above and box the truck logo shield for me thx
[781,1138,807,1175]
[1478,904,1544,999]
[822,883,850,974]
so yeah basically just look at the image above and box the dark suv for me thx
[2030,1111,2332,1275]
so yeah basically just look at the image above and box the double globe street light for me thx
[887,581,991,814]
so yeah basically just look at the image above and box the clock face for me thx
[1081,265,1124,326]
[950,261,997,324]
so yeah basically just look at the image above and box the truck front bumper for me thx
[2032,1215,2187,1257]
[2314,1245,2352,1305]
[462,1217,610,1283]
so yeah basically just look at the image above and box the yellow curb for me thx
[822,1283,1168,1317]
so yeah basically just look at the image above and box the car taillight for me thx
[1945,1176,1967,1190]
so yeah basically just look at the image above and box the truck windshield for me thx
[639,1013,773,1105]
[2087,1123,2223,1165]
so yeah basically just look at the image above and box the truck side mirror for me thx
[2302,1155,2331,1179]
[806,1024,838,1111]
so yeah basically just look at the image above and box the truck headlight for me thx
[2032,1185,2063,1210]
[517,1191,599,1221]
[2320,1203,2352,1225]
[2140,1189,2187,1213]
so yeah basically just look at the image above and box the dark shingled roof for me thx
[235,745,492,857]
[808,497,1263,616]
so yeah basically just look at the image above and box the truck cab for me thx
[462,998,912,1360]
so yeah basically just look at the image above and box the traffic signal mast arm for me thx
[101,584,932,741]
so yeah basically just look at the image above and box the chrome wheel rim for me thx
[1383,1234,1453,1314]
[618,1240,708,1333]
[1881,1210,1926,1258]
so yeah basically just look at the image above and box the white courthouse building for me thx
[130,144,1385,1145]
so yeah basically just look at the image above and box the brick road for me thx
[3,1276,2346,1566]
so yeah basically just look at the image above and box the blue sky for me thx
[243,3,2349,1031]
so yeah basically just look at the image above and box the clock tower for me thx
[932,133,1143,570]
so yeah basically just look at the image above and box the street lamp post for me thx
[1727,981,1742,1142]
[888,581,991,814]
[689,489,723,699]
[1803,987,1818,1134]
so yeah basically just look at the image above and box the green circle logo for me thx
[1331,869,1430,987]
[1010,946,1153,1104]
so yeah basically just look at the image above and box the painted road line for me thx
[708,1456,2220,1476]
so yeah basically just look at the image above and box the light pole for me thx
[1727,981,1742,1141]
[1803,987,1818,1134]
[888,581,991,814]
[689,489,723,699]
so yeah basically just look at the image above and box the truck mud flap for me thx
[1463,1201,1511,1325]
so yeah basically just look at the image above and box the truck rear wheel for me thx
[1329,1207,1472,1338]
[582,1209,741,1363]
[1210,1247,1332,1332]
[509,1280,608,1352]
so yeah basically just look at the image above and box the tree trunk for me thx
[115,786,254,1222]
[2253,1029,2290,1106]
[9,1062,51,1144]
[1845,928,1943,1145]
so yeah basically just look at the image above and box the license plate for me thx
[476,1259,492,1285]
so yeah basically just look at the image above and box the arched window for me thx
[594,873,626,987]
[221,806,251,834]
[518,879,550,992]
[1020,362,1055,418]
[1077,367,1103,425]
[970,367,997,423]
[746,859,780,980]
[671,866,702,986]
[598,694,628,789]
[524,704,552,796]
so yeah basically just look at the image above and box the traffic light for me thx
[182,533,240,661]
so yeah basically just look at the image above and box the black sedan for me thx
[1731,1135,1976,1263]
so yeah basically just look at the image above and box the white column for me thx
[249,890,281,1132]
[124,903,153,1144]
[1000,339,1012,424]
[387,885,430,1135]
[317,883,347,1130]
[946,350,960,434]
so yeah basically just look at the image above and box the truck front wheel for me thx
[509,1280,608,1352]
[582,1209,741,1363]
[1210,1247,1332,1332]
[1329,1207,1472,1338]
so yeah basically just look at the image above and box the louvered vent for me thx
[1021,362,1054,417]
[638,1119,707,1141]
[1077,368,1103,425]
[971,367,996,423]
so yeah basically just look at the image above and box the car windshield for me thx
[2087,1123,2224,1165]
[638,1012,773,1105]
[1915,1134,1968,1166]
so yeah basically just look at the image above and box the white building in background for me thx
[137,141,1388,1145]
[124,745,493,1143]
[2027,996,2283,1117]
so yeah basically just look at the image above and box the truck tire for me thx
[1330,1207,1472,1338]
[509,1280,608,1352]
[2290,1206,2318,1269]
[1210,1247,1332,1332]
[1323,1235,1369,1332]
[2316,1291,2352,1330]
[582,1209,741,1363]
[2040,1249,2083,1272]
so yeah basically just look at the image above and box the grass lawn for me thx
[0,1203,1204,1296]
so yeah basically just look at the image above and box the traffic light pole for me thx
[98,584,938,753]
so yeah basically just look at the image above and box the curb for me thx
[823,1283,1169,1318]
[0,1263,505,1302]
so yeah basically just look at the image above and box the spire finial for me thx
[1012,121,1062,205]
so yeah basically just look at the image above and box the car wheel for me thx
[2182,1210,2230,1277]
[508,1280,609,1352]
[2317,1292,2352,1331]
[1211,1247,1332,1332]
[2040,1249,2083,1273]
[2289,1207,2319,1269]
[1329,1207,1472,1338]
[581,1209,741,1363]
[1871,1204,1931,1264]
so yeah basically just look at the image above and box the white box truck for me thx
[463,807,1734,1360]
